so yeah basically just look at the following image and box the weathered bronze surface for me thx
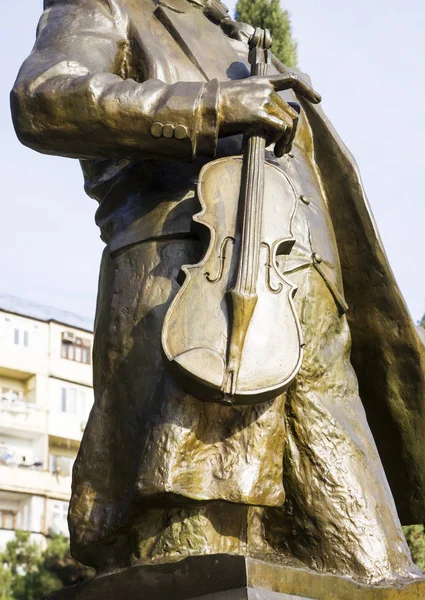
[46,555,425,600]
[11,0,425,593]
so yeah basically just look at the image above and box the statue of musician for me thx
[11,0,425,586]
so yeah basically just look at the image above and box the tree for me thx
[404,525,425,572]
[235,0,297,67]
[0,530,51,600]
[0,531,94,600]
[0,560,13,600]
[42,534,93,587]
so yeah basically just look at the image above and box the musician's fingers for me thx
[287,101,301,115]
[266,96,297,150]
[274,123,293,157]
[264,106,293,148]
[275,110,299,157]
[268,73,321,104]
[253,109,289,146]
[286,111,299,152]
[274,135,286,158]
[271,92,299,120]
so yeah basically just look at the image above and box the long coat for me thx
[11,0,425,528]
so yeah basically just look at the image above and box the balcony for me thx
[0,346,49,378]
[0,397,46,436]
[0,464,71,501]
[49,356,92,387]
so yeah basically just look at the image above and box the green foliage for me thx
[42,534,94,587]
[0,561,13,600]
[235,0,297,67]
[404,525,425,572]
[0,531,94,600]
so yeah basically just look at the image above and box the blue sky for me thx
[1,0,425,322]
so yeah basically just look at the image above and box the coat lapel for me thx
[154,1,249,81]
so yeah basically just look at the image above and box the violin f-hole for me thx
[261,243,283,294]
[204,236,235,283]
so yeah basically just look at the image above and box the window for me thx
[82,346,90,363]
[0,510,16,530]
[61,387,77,415]
[50,501,69,535]
[11,326,30,348]
[49,454,74,477]
[79,389,91,422]
[61,333,91,364]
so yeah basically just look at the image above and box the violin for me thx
[162,28,303,405]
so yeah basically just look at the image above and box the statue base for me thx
[46,554,425,600]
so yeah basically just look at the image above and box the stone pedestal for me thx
[46,554,425,600]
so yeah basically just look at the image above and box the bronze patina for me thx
[11,0,425,596]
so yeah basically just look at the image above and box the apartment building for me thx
[0,295,94,550]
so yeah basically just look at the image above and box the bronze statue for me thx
[11,0,425,596]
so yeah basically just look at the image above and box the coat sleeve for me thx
[10,0,219,161]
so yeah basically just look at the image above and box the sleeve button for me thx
[150,122,163,138]
[174,125,189,140]
[163,123,175,138]
[300,195,311,205]
[313,252,323,264]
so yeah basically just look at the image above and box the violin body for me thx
[162,155,303,404]
[162,27,303,405]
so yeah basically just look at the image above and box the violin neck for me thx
[251,59,269,77]
[234,136,266,297]
[223,29,274,396]
[233,41,270,297]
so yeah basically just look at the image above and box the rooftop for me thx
[0,294,93,332]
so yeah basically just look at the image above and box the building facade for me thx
[0,295,94,550]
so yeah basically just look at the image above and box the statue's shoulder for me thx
[40,0,158,36]
[42,0,149,12]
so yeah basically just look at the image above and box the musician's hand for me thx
[218,72,321,157]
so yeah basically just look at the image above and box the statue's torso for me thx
[83,0,346,311]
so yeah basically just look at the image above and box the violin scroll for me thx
[248,28,272,76]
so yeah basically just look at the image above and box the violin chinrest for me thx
[174,347,225,391]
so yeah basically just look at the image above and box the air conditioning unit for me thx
[62,331,76,343]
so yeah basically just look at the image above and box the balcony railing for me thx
[1,395,34,413]
[0,397,46,433]
[0,464,71,500]
[0,452,43,470]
